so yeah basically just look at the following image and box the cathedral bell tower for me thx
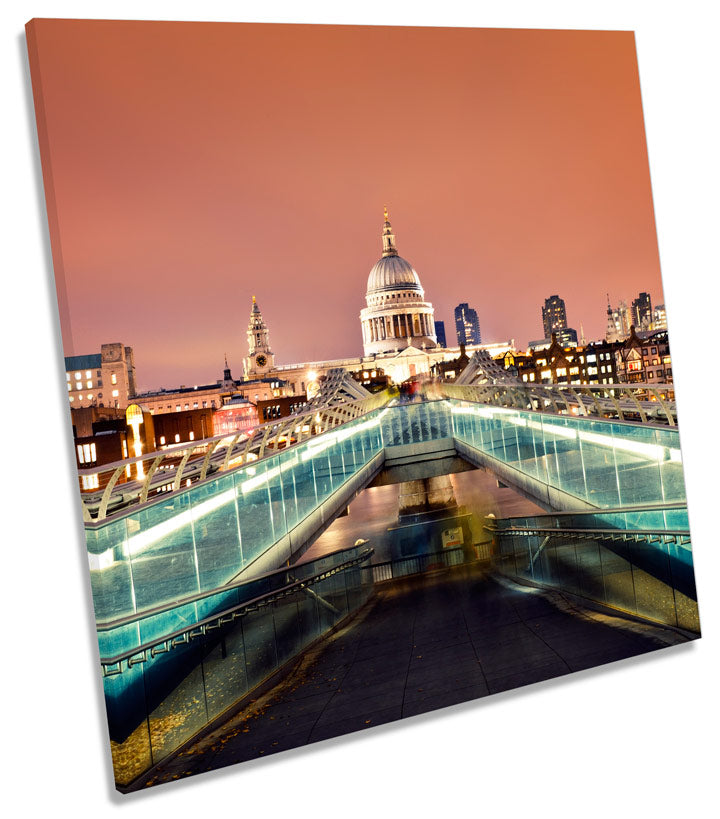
[245,296,275,378]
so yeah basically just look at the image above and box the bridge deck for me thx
[136,563,690,789]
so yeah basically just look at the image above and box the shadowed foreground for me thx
[138,565,691,789]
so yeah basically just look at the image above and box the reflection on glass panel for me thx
[127,491,197,614]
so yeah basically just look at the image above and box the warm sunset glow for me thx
[27,21,663,391]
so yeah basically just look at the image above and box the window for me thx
[202,401,207,408]
[69,396,74,402]
[648,372,654,379]
[176,405,181,412]
[78,394,83,401]
[159,436,166,445]
[85,370,91,379]
[111,372,117,385]
[540,369,552,380]
[81,474,99,490]
[193,402,198,409]
[529,373,535,381]
[586,354,596,363]
[75,372,82,380]
[627,361,642,372]
[556,368,567,377]
[86,380,92,389]
[87,394,93,401]
[522,374,528,382]
[184,403,189,410]
[112,389,119,398]
[122,440,128,458]
[642,349,648,356]
[651,347,657,355]
[189,431,195,441]
[587,366,598,375]
[569,367,579,375]
[175,434,181,443]
[66,372,70,381]
[67,382,72,391]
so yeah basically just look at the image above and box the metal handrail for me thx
[80,388,393,521]
[99,547,374,675]
[442,381,677,426]
[486,524,691,545]
[489,502,687,522]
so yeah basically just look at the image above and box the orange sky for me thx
[27,19,663,390]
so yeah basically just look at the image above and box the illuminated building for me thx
[632,292,653,331]
[245,296,275,378]
[541,295,568,339]
[360,209,437,356]
[653,304,668,331]
[212,396,258,436]
[454,303,481,346]
[65,343,136,409]
[615,327,672,384]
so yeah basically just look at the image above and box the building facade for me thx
[541,295,568,339]
[454,303,481,346]
[631,292,653,331]
[65,343,136,409]
[359,209,437,356]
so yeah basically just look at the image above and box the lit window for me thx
[193,402,198,409]
[556,368,567,377]
[67,382,72,391]
[569,367,579,375]
[77,445,84,464]
[122,440,128,458]
[87,394,93,401]
[184,403,189,410]
[86,370,91,379]
[529,373,535,381]
[648,372,654,379]
[112,390,119,398]
[75,372,82,380]
[78,394,83,401]
[189,431,195,441]
[81,474,99,490]
[111,373,117,385]
[587,366,598,375]
[86,380,92,389]
[159,436,166,445]
[202,401,207,408]
[69,397,74,402]
[66,373,70,381]
[175,434,180,443]
[586,354,596,363]
[540,369,552,380]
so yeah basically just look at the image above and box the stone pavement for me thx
[140,564,691,789]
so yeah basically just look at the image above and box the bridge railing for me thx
[486,505,698,633]
[102,543,376,788]
[440,381,677,426]
[79,388,393,522]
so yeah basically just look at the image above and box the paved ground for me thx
[139,563,690,790]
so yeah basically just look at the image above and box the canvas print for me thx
[26,19,701,792]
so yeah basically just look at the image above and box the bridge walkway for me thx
[137,563,689,789]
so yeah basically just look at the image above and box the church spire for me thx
[381,206,398,257]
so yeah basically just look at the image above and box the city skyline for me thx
[30,20,665,391]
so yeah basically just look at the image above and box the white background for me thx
[3,2,718,816]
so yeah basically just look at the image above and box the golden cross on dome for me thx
[384,206,389,222]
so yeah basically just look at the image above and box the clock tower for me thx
[245,296,275,377]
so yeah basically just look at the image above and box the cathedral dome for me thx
[366,254,423,295]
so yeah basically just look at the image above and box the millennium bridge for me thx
[78,364,697,789]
